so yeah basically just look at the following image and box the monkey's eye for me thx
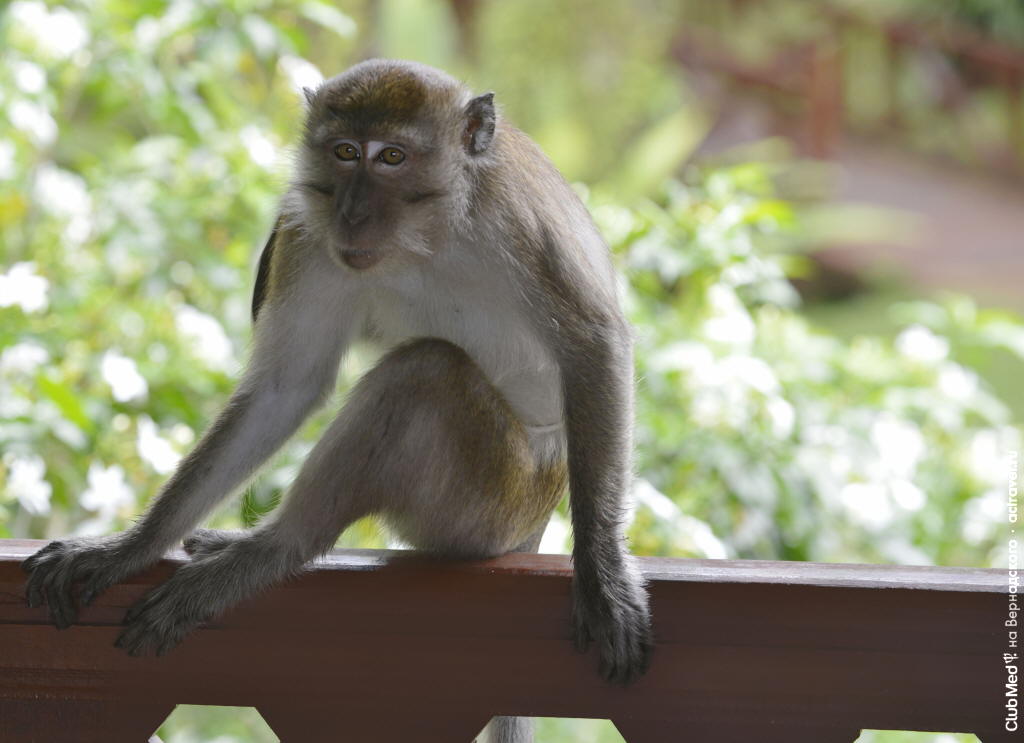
[379,147,405,165]
[334,142,360,161]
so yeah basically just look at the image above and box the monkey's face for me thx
[296,62,473,272]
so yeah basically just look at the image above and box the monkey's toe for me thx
[117,581,208,656]
[183,529,241,557]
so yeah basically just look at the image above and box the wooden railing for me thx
[0,539,1013,742]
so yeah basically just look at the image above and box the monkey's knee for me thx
[347,337,488,416]
[372,337,475,380]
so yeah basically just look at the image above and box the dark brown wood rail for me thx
[0,539,1014,742]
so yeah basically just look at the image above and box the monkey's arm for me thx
[23,226,356,628]
[526,225,652,685]
[559,316,652,684]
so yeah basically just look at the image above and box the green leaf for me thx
[37,375,95,434]
[298,1,357,39]
[614,108,710,199]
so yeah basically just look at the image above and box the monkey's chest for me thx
[364,277,565,435]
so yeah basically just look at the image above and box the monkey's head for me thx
[295,60,496,271]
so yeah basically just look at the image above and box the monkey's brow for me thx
[311,120,437,152]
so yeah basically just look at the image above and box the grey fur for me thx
[23,60,652,742]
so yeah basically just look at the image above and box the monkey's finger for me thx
[114,619,152,656]
[119,619,168,658]
[571,614,593,653]
[599,624,630,684]
[156,631,184,657]
[79,577,106,608]
[638,632,653,676]
[43,579,67,629]
[21,541,62,573]
[45,570,78,630]
[24,560,51,608]
[114,628,139,655]
[122,596,151,626]
[600,624,650,685]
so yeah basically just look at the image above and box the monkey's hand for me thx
[22,535,149,629]
[116,560,216,656]
[571,558,652,685]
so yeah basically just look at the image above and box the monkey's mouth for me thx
[339,247,382,270]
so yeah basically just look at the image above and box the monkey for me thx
[22,59,652,742]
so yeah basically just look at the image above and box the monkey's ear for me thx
[463,92,496,155]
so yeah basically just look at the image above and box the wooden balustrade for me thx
[0,539,1014,742]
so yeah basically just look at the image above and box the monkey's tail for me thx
[477,715,533,743]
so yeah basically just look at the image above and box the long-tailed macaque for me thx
[23,59,651,742]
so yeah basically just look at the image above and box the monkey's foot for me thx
[116,565,213,656]
[21,536,141,629]
[182,528,244,558]
[571,566,653,685]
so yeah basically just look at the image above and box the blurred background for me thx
[1,1,1022,741]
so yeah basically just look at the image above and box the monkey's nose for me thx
[341,248,381,270]
[341,207,369,227]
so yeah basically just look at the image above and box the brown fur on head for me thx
[290,60,494,271]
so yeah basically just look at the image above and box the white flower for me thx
[33,163,94,246]
[13,61,46,94]
[136,416,181,474]
[0,139,15,180]
[4,454,52,515]
[279,55,325,96]
[765,396,795,439]
[719,355,779,395]
[839,482,893,531]
[896,324,949,364]
[871,414,925,479]
[0,341,49,374]
[966,429,1005,486]
[0,262,50,313]
[8,99,57,146]
[937,362,978,401]
[34,163,91,218]
[101,350,148,402]
[649,341,713,374]
[174,305,235,372]
[0,382,31,417]
[80,462,135,518]
[961,487,1004,544]
[703,285,755,346]
[9,2,89,60]
[633,479,730,558]
[890,479,926,511]
[240,125,278,169]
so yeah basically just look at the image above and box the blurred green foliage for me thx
[1,1,1021,742]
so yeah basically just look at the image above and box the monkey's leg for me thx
[118,338,564,656]
[115,433,372,656]
[23,229,355,629]
[366,339,566,559]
